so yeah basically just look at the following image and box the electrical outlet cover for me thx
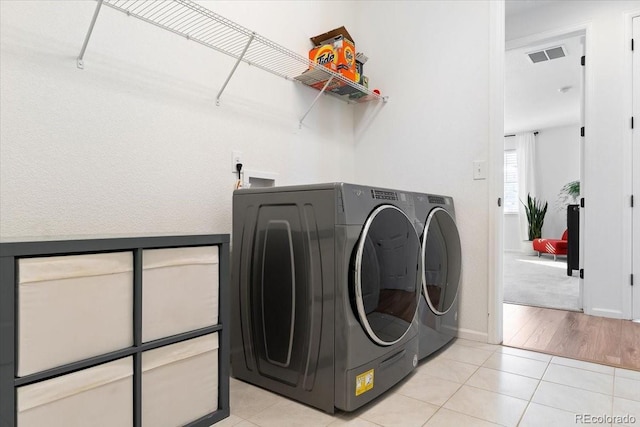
[232,150,243,173]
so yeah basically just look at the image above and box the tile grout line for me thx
[514,357,550,426]
[461,382,532,404]
[462,371,544,401]
[435,360,483,409]
[498,347,555,363]
[526,375,621,422]
[543,361,616,397]
[516,401,533,426]
[433,349,532,427]
[479,365,547,381]
[610,391,614,421]
[482,350,552,380]
[229,386,291,425]
[428,406,506,427]
[436,381,530,426]
[523,397,613,422]
[518,367,559,426]
[536,378,618,399]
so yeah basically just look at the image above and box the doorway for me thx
[503,31,585,313]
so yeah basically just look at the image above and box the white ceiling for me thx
[505,0,561,17]
[504,1,582,134]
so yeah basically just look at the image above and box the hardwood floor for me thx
[503,303,640,371]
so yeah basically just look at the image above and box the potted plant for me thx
[556,180,580,211]
[521,193,548,240]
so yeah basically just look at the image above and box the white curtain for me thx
[516,132,537,240]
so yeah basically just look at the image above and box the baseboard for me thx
[456,327,489,343]
[586,308,624,319]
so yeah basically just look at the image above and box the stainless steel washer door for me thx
[421,207,462,315]
[354,205,421,346]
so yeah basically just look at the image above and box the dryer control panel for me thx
[427,195,446,205]
[337,183,416,226]
[370,189,398,201]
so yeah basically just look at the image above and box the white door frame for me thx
[488,20,593,343]
[487,0,505,344]
[630,12,640,321]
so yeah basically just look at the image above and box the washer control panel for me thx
[370,189,398,201]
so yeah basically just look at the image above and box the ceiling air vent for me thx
[527,45,566,63]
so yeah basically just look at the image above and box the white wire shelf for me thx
[77,0,388,126]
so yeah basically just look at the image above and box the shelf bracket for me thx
[299,74,335,128]
[216,32,255,106]
[77,0,104,69]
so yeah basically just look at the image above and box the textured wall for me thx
[0,1,356,237]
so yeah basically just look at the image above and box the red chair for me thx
[532,230,568,261]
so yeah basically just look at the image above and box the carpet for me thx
[503,251,580,312]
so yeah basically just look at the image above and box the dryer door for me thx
[354,205,421,346]
[422,207,462,315]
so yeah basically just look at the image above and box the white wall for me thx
[537,125,581,238]
[353,1,494,341]
[507,1,640,318]
[0,1,498,342]
[503,214,521,251]
[0,0,357,237]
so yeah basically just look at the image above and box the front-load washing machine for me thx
[231,183,420,413]
[413,193,462,360]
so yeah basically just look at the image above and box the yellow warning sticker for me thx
[355,369,374,396]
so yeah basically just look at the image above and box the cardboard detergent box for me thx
[308,26,356,82]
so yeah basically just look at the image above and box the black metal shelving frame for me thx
[0,234,230,427]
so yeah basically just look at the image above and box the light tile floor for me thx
[218,339,640,427]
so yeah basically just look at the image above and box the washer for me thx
[413,193,462,360]
[230,183,420,413]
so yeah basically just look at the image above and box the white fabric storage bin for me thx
[18,252,133,376]
[142,246,219,342]
[142,333,219,427]
[17,357,133,427]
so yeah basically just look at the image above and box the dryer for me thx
[231,183,420,413]
[413,193,462,360]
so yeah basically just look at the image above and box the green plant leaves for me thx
[521,193,548,240]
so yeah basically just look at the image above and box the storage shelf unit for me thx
[0,234,230,427]
[77,0,388,126]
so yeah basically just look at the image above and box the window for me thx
[504,150,518,214]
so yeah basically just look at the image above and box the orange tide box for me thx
[308,26,356,82]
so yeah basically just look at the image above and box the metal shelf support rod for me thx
[77,0,104,69]
[216,32,255,106]
[299,75,334,128]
